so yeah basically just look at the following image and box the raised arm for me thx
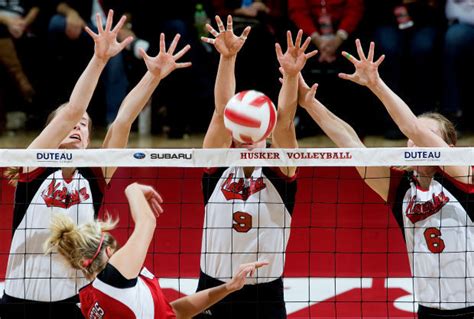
[101,33,191,182]
[298,74,364,149]
[339,40,472,184]
[170,261,268,319]
[28,10,132,150]
[108,183,163,279]
[274,30,317,176]
[201,15,251,148]
[298,73,391,201]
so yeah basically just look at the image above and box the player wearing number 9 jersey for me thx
[297,39,474,318]
[197,15,317,318]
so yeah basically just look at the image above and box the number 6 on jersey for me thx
[424,227,445,254]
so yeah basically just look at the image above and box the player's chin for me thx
[234,140,266,150]
[59,140,85,150]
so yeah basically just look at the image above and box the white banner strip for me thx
[0,148,472,167]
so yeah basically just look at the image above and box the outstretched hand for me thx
[278,69,318,109]
[139,33,191,79]
[338,39,385,88]
[85,10,134,62]
[226,261,269,292]
[135,184,164,218]
[276,30,318,77]
[201,15,251,58]
[297,73,319,109]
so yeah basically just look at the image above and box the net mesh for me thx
[0,148,473,318]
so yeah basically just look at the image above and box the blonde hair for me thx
[418,112,457,146]
[397,112,457,172]
[44,214,118,280]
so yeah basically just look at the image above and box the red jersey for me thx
[288,0,364,35]
[80,264,176,319]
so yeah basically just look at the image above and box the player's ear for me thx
[106,246,114,258]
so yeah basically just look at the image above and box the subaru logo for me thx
[133,152,146,159]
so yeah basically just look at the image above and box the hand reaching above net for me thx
[201,15,251,58]
[338,39,385,89]
[139,33,192,79]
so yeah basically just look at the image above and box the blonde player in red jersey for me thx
[1,10,191,319]
[45,182,267,319]
[293,39,474,318]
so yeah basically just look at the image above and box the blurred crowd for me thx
[0,0,472,139]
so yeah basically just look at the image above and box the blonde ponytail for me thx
[45,214,119,280]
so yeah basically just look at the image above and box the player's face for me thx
[234,139,267,150]
[59,115,90,149]
[406,117,443,148]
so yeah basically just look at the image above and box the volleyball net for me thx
[0,147,473,318]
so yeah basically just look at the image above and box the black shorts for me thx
[195,271,286,319]
[418,304,474,319]
[0,293,84,319]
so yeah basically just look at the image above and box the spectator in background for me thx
[48,0,133,126]
[0,0,38,106]
[130,0,198,138]
[365,0,444,139]
[211,0,285,103]
[287,0,364,138]
[288,0,363,64]
[442,0,474,132]
[0,0,54,133]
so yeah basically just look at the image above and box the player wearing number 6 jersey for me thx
[295,39,474,318]
[198,15,317,318]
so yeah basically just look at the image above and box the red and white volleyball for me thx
[223,90,277,143]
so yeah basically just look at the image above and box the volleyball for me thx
[223,90,277,143]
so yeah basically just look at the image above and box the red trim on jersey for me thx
[80,284,136,319]
[62,171,74,184]
[387,167,406,204]
[268,166,299,182]
[438,166,474,194]
[224,108,261,128]
[18,167,46,183]
[141,276,176,319]
[410,174,429,192]
[204,167,219,175]
[79,275,176,319]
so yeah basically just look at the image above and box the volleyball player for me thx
[296,39,474,318]
[198,15,316,318]
[1,10,191,318]
[44,182,267,319]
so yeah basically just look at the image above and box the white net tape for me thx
[0,147,472,167]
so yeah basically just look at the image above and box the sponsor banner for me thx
[0,148,471,167]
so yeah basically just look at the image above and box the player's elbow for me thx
[170,302,192,319]
[399,121,422,141]
[110,117,133,132]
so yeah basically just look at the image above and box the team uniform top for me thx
[5,167,105,302]
[201,166,297,284]
[388,168,474,310]
[80,263,175,319]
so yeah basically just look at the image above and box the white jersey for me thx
[389,168,474,310]
[201,167,297,284]
[5,167,105,302]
